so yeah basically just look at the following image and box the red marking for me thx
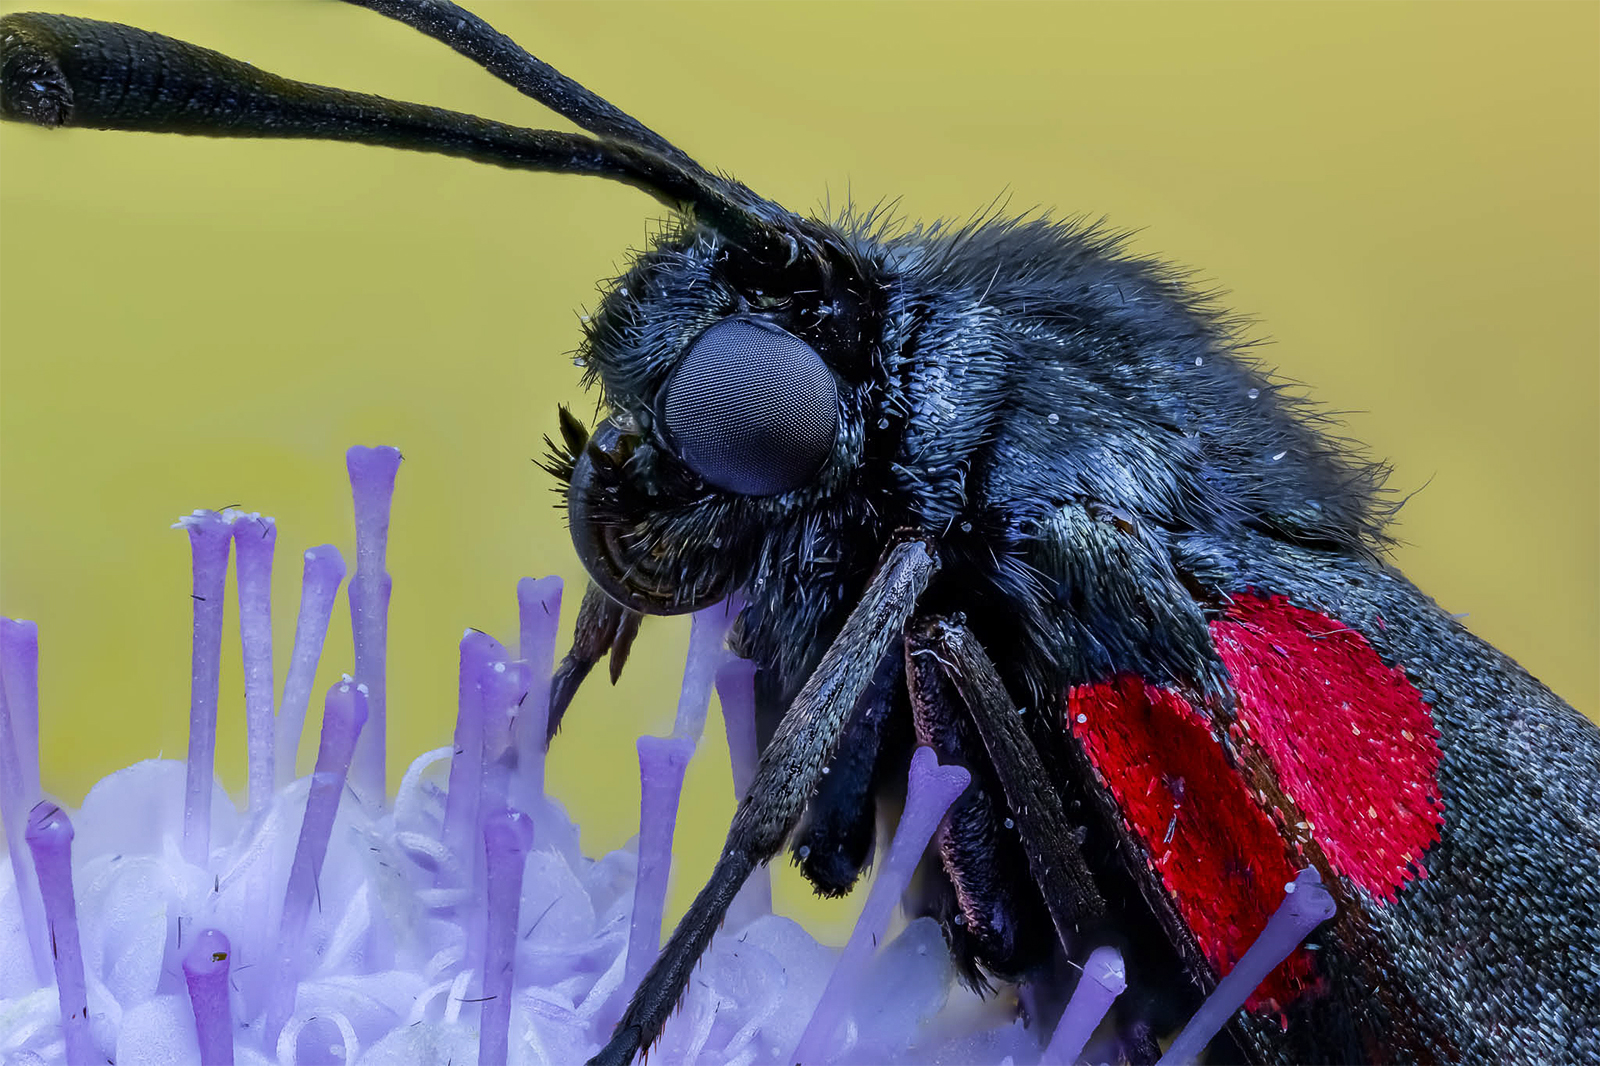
[1068,676,1315,1010]
[1214,595,1443,902]
[1068,595,1444,1011]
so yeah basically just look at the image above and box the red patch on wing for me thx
[1213,595,1443,901]
[1068,676,1315,1010]
[1068,594,1444,1010]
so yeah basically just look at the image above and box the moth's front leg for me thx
[910,616,1164,1066]
[904,626,1054,986]
[590,539,939,1066]
[790,648,906,897]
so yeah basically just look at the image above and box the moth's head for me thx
[551,213,891,615]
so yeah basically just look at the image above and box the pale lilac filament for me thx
[623,733,695,992]
[275,545,346,785]
[513,575,562,811]
[477,656,531,812]
[1042,945,1127,1066]
[479,806,534,1066]
[183,927,235,1066]
[26,801,96,1066]
[231,512,277,814]
[345,445,400,800]
[792,746,972,1064]
[0,658,49,982]
[670,599,738,742]
[715,658,770,927]
[440,630,507,888]
[0,617,41,807]
[179,510,232,867]
[1158,867,1337,1064]
[615,601,735,995]
[265,680,369,1045]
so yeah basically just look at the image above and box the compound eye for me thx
[660,317,839,496]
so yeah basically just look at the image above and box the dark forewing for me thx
[1167,530,1600,1063]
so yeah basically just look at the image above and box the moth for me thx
[2,2,1596,1064]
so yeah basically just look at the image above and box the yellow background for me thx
[1,1,1595,943]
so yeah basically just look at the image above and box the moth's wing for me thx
[1111,529,1600,1064]
[1062,598,1438,1062]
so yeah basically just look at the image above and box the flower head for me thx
[0,448,1325,1064]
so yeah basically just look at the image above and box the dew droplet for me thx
[1247,388,1260,400]
[797,845,811,860]
[1004,818,1014,829]
[959,521,973,533]
[1272,450,1288,461]
[1194,355,1204,366]
[1076,713,1087,724]
[1047,412,1060,424]
[877,417,890,429]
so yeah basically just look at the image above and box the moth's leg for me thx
[791,648,904,896]
[904,631,1052,986]
[591,540,939,1066]
[547,582,642,741]
[911,618,1106,943]
[917,618,1165,1065]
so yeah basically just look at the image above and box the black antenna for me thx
[0,11,796,263]
[343,0,699,170]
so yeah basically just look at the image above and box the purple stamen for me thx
[0,630,49,984]
[231,512,277,814]
[479,806,534,1066]
[613,601,736,998]
[440,631,508,888]
[623,733,695,991]
[715,658,770,927]
[477,655,532,812]
[177,510,232,868]
[1,617,41,807]
[513,575,562,811]
[1042,945,1126,1066]
[670,600,737,741]
[183,927,235,1066]
[275,546,346,786]
[1157,867,1336,1065]
[26,801,96,1066]
[265,680,369,1045]
[793,746,971,1064]
[345,445,400,801]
